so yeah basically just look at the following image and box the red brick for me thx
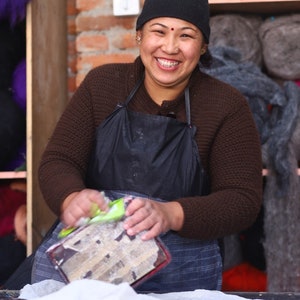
[68,38,77,55]
[66,0,144,96]
[76,0,105,11]
[76,53,136,79]
[67,0,78,15]
[76,34,109,52]
[112,32,137,49]
[68,55,77,74]
[67,16,77,35]
[76,15,136,32]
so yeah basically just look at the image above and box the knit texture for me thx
[259,14,300,80]
[209,14,263,66]
[204,46,300,292]
[136,0,210,43]
[38,57,262,240]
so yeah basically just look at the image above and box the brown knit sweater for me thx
[38,57,262,240]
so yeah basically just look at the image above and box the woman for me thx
[35,0,262,293]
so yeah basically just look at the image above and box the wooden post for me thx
[26,0,68,253]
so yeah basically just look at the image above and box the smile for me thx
[157,58,179,68]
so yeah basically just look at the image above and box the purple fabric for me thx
[0,21,26,90]
[0,0,31,27]
[12,59,26,112]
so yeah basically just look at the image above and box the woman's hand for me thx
[14,204,27,245]
[123,197,184,240]
[61,189,109,227]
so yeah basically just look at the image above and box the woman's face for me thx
[137,17,206,91]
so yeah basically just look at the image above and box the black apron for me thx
[31,78,222,292]
[85,78,222,292]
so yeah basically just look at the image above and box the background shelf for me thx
[209,0,300,13]
[0,171,27,179]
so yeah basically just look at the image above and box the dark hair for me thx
[199,49,213,68]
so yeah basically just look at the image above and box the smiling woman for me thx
[136,17,205,103]
[32,0,262,294]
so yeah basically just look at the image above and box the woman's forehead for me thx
[146,17,199,30]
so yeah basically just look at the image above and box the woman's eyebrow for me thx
[150,23,197,32]
[150,22,168,28]
[181,26,197,32]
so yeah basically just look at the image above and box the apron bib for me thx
[85,80,222,292]
[32,78,222,292]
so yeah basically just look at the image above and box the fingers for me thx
[61,189,108,227]
[61,193,183,241]
[140,223,162,240]
[124,198,169,240]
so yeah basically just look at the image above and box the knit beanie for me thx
[136,0,210,43]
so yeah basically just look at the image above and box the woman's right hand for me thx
[60,189,109,227]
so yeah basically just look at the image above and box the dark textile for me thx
[38,57,262,241]
[0,0,30,27]
[259,14,300,80]
[209,14,263,66]
[204,46,300,196]
[136,0,210,43]
[0,90,26,170]
[2,220,60,290]
[2,253,34,290]
[0,234,26,287]
[0,184,26,237]
[85,80,221,292]
[0,20,25,90]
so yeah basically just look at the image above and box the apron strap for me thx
[124,72,192,127]
[184,87,192,127]
[124,73,145,106]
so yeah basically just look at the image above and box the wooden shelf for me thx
[262,169,300,176]
[209,0,300,14]
[0,171,27,179]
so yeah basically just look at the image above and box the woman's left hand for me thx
[123,197,184,240]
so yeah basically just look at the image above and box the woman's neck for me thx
[144,77,189,106]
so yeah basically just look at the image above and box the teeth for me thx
[157,58,179,68]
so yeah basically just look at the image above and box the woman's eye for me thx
[181,34,192,38]
[153,30,164,35]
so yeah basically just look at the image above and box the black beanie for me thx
[136,0,210,43]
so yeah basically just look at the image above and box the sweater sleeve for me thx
[38,64,135,216]
[177,81,263,240]
[38,79,96,216]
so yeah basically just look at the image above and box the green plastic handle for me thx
[89,198,125,224]
[58,197,125,238]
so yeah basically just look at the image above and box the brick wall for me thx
[67,0,143,98]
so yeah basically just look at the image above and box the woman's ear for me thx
[136,30,142,45]
[136,35,142,44]
[200,44,208,55]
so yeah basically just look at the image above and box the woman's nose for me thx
[162,35,179,54]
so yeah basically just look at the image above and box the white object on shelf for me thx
[113,0,140,16]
